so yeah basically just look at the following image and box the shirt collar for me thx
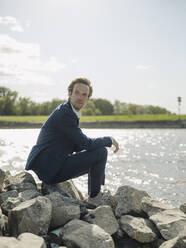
[70,102,82,119]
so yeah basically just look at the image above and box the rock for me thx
[8,196,52,236]
[1,178,185,247]
[0,208,5,235]
[41,182,93,212]
[4,171,36,189]
[61,219,115,248]
[5,170,11,178]
[5,182,37,193]
[113,228,127,240]
[4,171,37,193]
[53,180,84,200]
[41,182,70,197]
[102,189,117,211]
[150,208,186,240]
[142,239,165,248]
[18,189,41,201]
[61,219,90,233]
[84,205,119,235]
[0,233,46,248]
[0,190,18,205]
[0,169,6,193]
[159,236,186,248]
[119,215,158,243]
[0,237,19,247]
[114,185,150,217]
[1,189,41,216]
[141,197,173,216]
[1,214,8,236]
[180,203,186,214]
[114,237,142,248]
[17,232,47,248]
[1,197,23,215]
[47,192,81,229]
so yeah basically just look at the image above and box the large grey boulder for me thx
[47,192,81,229]
[150,208,186,240]
[159,236,186,248]
[61,219,115,248]
[84,205,119,235]
[119,215,158,243]
[41,182,70,197]
[141,197,173,216]
[1,190,41,215]
[42,182,92,211]
[114,185,150,217]
[0,169,6,192]
[4,171,36,186]
[8,196,52,236]
[0,233,46,248]
[4,171,37,192]
[52,180,84,200]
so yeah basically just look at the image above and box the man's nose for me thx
[78,94,83,100]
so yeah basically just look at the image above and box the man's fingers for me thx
[113,142,119,153]
[111,137,119,153]
[114,145,119,153]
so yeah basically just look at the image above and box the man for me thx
[25,78,119,205]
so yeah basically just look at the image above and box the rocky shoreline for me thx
[0,169,186,248]
[0,119,186,129]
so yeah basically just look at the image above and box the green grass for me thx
[0,116,48,123]
[81,114,186,122]
[0,114,186,123]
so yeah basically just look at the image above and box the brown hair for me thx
[68,78,93,98]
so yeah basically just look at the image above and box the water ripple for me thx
[0,128,186,207]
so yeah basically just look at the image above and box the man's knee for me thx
[96,146,108,161]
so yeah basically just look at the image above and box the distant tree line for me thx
[0,86,171,116]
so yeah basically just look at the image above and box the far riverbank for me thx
[0,119,186,129]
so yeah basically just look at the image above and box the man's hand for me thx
[112,137,119,153]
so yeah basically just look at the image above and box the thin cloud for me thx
[0,35,66,85]
[136,65,152,70]
[71,58,78,64]
[25,19,32,28]
[0,16,23,32]
[43,56,65,72]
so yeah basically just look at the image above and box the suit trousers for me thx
[50,147,108,197]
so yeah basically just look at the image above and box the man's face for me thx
[69,83,89,111]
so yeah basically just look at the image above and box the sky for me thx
[0,0,186,114]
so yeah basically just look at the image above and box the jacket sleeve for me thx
[56,110,112,151]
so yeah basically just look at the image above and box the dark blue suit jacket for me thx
[25,101,112,183]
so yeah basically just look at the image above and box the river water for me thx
[0,128,185,207]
